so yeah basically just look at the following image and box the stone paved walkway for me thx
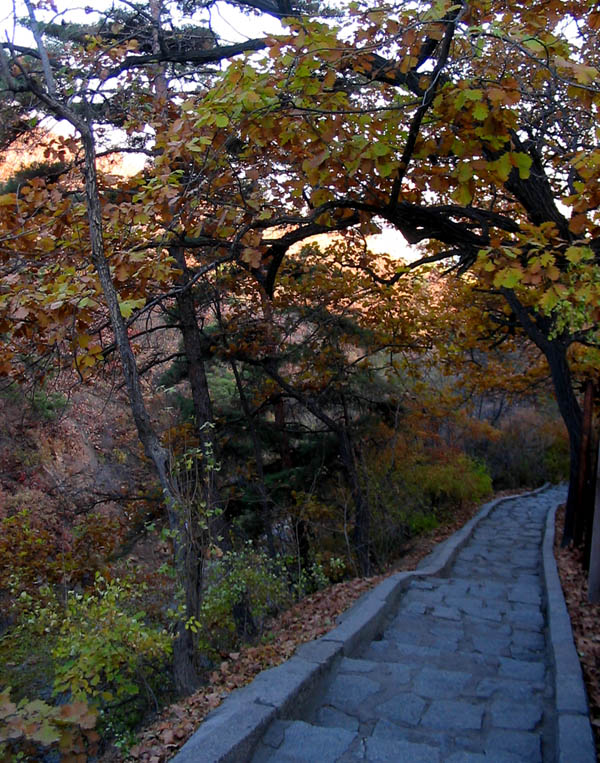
[251,484,574,762]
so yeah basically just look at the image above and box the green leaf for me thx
[540,287,559,313]
[30,721,60,746]
[490,154,512,182]
[494,267,522,288]
[457,163,473,183]
[565,245,592,264]
[215,114,229,128]
[512,152,533,179]
[371,142,391,157]
[118,298,146,318]
[377,162,396,178]
[453,183,472,206]
[472,102,488,121]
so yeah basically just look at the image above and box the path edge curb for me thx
[543,500,596,762]
[171,486,551,762]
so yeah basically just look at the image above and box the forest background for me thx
[0,0,598,759]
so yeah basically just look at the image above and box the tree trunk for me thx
[500,289,582,545]
[588,441,600,603]
[543,341,583,546]
[171,246,228,547]
[260,365,371,575]
[583,427,599,570]
[78,132,200,693]
[574,381,594,547]
[230,359,276,557]
[339,428,370,576]
[15,36,201,692]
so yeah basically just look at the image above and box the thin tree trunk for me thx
[574,381,594,547]
[257,365,371,574]
[583,427,599,570]
[339,426,370,576]
[79,131,200,694]
[544,342,583,546]
[230,359,276,556]
[171,246,224,530]
[588,439,600,602]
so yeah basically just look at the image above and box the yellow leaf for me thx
[493,267,522,288]
[118,298,145,318]
[0,193,16,206]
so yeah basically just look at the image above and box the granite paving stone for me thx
[255,721,356,762]
[413,667,472,698]
[316,707,359,732]
[490,697,544,730]
[322,674,381,715]
[498,656,546,681]
[474,676,540,700]
[374,693,427,725]
[484,729,542,761]
[420,700,484,730]
[363,736,441,762]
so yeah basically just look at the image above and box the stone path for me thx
[250,484,587,762]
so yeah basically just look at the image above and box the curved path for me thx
[174,485,595,762]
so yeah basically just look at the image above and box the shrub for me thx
[51,574,172,707]
[469,408,569,489]
[2,574,172,752]
[409,454,492,512]
[31,388,68,421]
[0,381,68,421]
[191,545,290,660]
[363,442,492,568]
[0,509,122,619]
[0,510,59,605]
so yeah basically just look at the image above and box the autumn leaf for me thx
[510,152,533,179]
[118,298,145,318]
[494,267,522,289]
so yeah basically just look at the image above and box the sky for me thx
[0,0,282,46]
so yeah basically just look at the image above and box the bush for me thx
[410,454,492,511]
[31,388,68,421]
[0,509,122,619]
[0,381,68,421]
[51,574,172,707]
[2,574,172,752]
[191,545,290,660]
[363,443,493,568]
[469,408,569,489]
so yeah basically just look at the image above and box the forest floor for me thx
[121,494,519,762]
[554,506,600,758]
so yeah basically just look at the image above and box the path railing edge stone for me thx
[171,485,566,763]
[542,500,596,762]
